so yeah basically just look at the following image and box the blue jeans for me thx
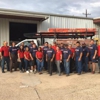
[75,57,82,74]
[63,59,70,75]
[98,57,100,68]
[82,57,88,72]
[36,59,44,72]
[1,57,10,72]
[19,58,25,70]
[24,59,31,71]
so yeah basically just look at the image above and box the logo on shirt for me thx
[47,51,52,53]
[63,51,68,53]
[12,49,17,51]
[89,47,93,49]
[75,49,79,51]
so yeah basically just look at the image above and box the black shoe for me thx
[78,73,81,75]
[20,70,23,73]
[2,71,5,73]
[50,74,52,76]
[88,69,91,72]
[66,74,69,76]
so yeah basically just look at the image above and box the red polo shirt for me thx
[70,48,75,58]
[0,46,9,57]
[52,45,57,52]
[97,45,100,57]
[36,51,43,59]
[55,50,62,60]
[18,50,24,58]
[24,51,31,59]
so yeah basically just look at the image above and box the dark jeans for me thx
[70,58,75,73]
[1,56,10,72]
[10,54,17,71]
[82,57,88,72]
[24,59,31,71]
[36,59,44,72]
[19,58,25,70]
[47,58,53,75]
[60,61,64,72]
[75,57,82,74]
[44,56,47,70]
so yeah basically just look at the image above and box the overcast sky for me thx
[0,0,100,18]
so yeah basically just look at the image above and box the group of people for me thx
[0,39,100,76]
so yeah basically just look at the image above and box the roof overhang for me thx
[0,9,49,21]
[93,17,100,24]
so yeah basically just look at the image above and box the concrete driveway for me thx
[0,66,100,100]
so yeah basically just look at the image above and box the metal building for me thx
[0,8,99,46]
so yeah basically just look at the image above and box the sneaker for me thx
[26,71,29,74]
[2,71,5,73]
[20,70,23,73]
[39,72,42,75]
[34,69,37,74]
[78,73,81,75]
[66,74,69,76]
[30,70,33,73]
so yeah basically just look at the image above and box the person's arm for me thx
[79,52,83,61]
[51,50,55,62]
[9,52,11,60]
[24,53,29,61]
[60,53,62,61]
[93,45,97,59]
[51,54,55,62]
[0,47,3,59]
[67,50,71,61]
[86,48,89,57]
[30,53,33,60]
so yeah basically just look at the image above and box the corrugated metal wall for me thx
[39,16,95,31]
[0,15,99,46]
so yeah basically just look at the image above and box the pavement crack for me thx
[34,88,41,100]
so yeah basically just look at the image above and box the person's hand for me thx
[93,56,95,59]
[10,57,12,60]
[1,56,2,59]
[78,58,81,61]
[46,59,48,61]
[51,58,53,62]
[60,60,62,63]
[27,59,30,61]
[67,59,69,62]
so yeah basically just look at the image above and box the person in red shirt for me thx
[68,44,75,73]
[0,41,10,73]
[52,42,57,52]
[97,41,100,73]
[55,46,62,76]
[24,47,33,73]
[18,45,25,72]
[36,47,44,74]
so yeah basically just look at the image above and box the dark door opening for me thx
[9,22,37,42]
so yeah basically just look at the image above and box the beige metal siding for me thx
[0,19,9,46]
[39,16,95,31]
